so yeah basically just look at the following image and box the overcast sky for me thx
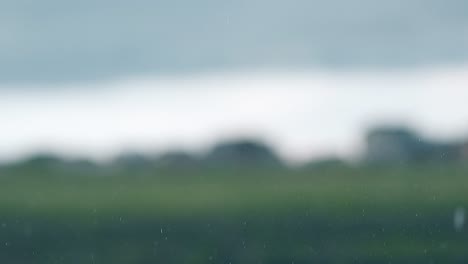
[2,67,468,163]
[1,0,468,162]
[1,0,468,84]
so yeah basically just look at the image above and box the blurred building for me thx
[365,126,463,165]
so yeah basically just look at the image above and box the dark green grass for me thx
[0,165,467,263]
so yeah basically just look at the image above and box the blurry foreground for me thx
[1,129,468,264]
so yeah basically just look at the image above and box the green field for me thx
[0,164,467,263]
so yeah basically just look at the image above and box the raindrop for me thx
[454,207,465,232]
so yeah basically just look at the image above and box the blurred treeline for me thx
[2,125,467,173]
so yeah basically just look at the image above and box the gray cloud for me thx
[1,0,468,83]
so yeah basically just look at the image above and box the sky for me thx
[1,0,468,163]
[2,67,468,163]
[1,0,468,83]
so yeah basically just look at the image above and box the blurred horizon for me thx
[2,1,468,263]
[2,66,468,164]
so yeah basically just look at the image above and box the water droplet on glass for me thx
[454,207,465,232]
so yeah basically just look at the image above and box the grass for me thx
[0,164,467,263]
